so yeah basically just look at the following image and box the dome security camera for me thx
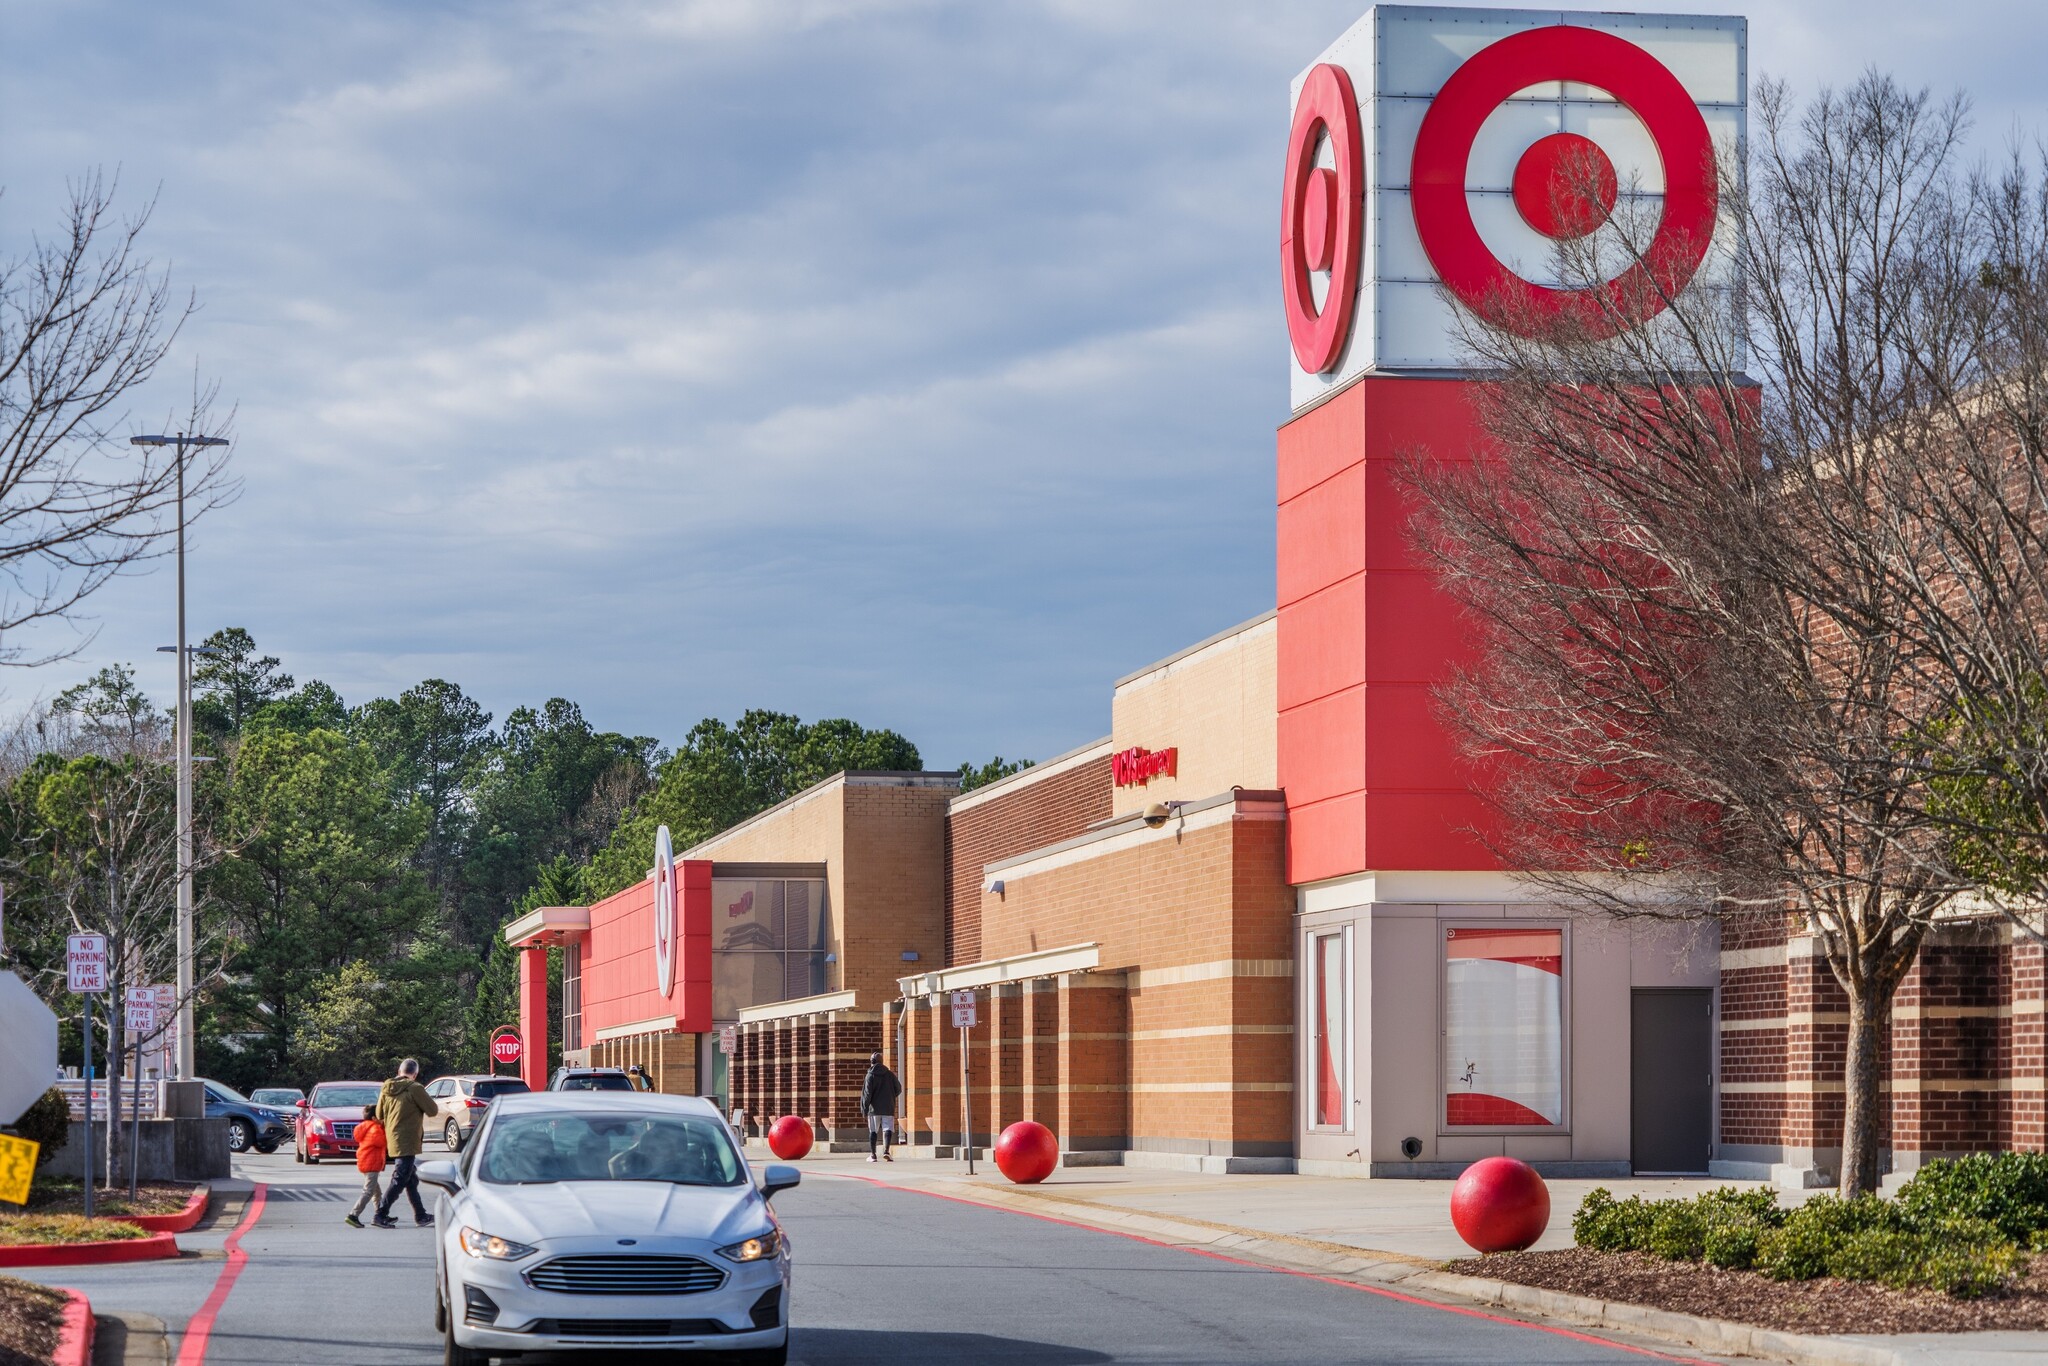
[1142,802,1172,828]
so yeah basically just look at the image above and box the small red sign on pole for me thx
[491,1032,523,1066]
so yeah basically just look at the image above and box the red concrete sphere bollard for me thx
[1450,1156,1550,1253]
[993,1120,1059,1184]
[766,1115,813,1161]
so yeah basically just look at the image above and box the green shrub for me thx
[1825,1217,2022,1298]
[1701,1212,1767,1269]
[1897,1153,2048,1244]
[1,1088,70,1166]
[1756,1194,1900,1281]
[1647,1200,1709,1260]
[1573,1188,1658,1253]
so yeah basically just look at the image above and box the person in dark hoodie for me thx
[859,1051,901,1163]
[372,1058,439,1228]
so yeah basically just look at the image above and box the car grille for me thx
[525,1255,725,1296]
[333,1122,358,1143]
[528,1318,729,1338]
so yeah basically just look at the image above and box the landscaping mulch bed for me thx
[22,1180,195,1219]
[0,1275,64,1366]
[1468,1247,2048,1335]
[0,1215,148,1248]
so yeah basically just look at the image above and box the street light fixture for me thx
[130,433,228,1081]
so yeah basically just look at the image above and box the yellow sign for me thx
[0,1133,37,1205]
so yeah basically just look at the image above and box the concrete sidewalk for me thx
[763,1146,2048,1366]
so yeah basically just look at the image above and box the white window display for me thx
[1443,925,1565,1128]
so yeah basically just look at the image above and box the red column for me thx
[519,946,550,1091]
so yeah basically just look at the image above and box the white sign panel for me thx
[0,972,59,1125]
[65,934,107,994]
[949,990,978,1030]
[652,823,676,998]
[1285,5,1746,408]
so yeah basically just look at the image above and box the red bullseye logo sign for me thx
[1280,62,1363,374]
[1410,25,1718,336]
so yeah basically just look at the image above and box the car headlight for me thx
[309,1117,329,1135]
[717,1228,781,1263]
[458,1226,538,1261]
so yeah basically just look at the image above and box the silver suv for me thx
[423,1073,531,1152]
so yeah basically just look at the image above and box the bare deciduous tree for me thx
[0,171,235,663]
[1400,73,2048,1196]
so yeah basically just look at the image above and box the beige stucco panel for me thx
[1110,616,1276,817]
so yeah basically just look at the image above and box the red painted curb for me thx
[174,1182,267,1366]
[126,1185,210,1234]
[0,1231,179,1267]
[52,1288,94,1366]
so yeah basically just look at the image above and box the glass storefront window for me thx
[711,877,831,1018]
[1443,925,1565,1129]
[1311,929,1348,1129]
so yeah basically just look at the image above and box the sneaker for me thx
[344,1214,364,1229]
[884,1151,894,1162]
[415,1217,435,1227]
[867,1155,878,1163]
[372,1217,398,1229]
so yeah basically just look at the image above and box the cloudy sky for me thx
[1,0,2039,766]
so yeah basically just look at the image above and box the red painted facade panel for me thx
[1278,375,1499,883]
[578,860,715,1038]
[1276,462,1366,608]
[1276,382,1366,503]
[1275,574,1366,712]
[518,947,549,1091]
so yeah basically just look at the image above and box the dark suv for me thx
[200,1079,292,1154]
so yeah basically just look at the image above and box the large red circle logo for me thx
[1281,63,1364,374]
[1410,26,1718,337]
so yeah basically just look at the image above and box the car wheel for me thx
[443,1309,487,1366]
[255,1139,279,1154]
[294,1143,305,1164]
[226,1118,254,1154]
[444,1119,463,1152]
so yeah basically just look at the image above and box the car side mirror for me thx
[760,1164,800,1201]
[296,1099,310,1108]
[416,1159,463,1192]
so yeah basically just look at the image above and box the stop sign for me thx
[491,1033,523,1066]
[0,972,59,1125]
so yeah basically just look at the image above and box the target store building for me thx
[509,6,2045,1184]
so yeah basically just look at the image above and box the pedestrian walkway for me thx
[769,1148,2048,1366]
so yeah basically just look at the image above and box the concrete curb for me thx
[891,1173,1911,1366]
[0,1231,179,1267]
[52,1288,94,1366]
[124,1183,210,1234]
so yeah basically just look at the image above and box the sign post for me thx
[950,990,978,1174]
[124,987,156,1197]
[67,934,106,1216]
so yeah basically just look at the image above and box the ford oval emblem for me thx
[617,1238,637,1246]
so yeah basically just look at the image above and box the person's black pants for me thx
[377,1154,425,1220]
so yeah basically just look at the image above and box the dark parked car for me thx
[546,1066,638,1092]
[200,1079,293,1154]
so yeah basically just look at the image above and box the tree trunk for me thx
[1840,990,1889,1198]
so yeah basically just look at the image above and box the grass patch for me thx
[0,1213,151,1246]
[23,1178,196,1219]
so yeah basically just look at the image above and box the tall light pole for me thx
[131,433,228,1081]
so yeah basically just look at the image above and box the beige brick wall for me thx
[1110,614,1277,817]
[687,773,955,1012]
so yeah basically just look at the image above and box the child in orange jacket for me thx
[345,1106,389,1229]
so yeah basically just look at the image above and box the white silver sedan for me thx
[419,1091,797,1365]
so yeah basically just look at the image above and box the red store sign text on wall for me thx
[1112,746,1178,788]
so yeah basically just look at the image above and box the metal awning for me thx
[502,904,591,947]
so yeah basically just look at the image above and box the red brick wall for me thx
[944,754,1113,966]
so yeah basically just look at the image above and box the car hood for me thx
[459,1180,766,1247]
[308,1105,363,1122]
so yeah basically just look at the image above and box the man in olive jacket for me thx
[372,1059,438,1227]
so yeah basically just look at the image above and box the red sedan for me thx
[294,1080,383,1164]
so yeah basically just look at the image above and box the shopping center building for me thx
[509,5,2046,1183]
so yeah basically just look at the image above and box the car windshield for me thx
[472,1079,529,1099]
[478,1112,745,1187]
[249,1089,301,1106]
[310,1085,381,1108]
[558,1073,634,1092]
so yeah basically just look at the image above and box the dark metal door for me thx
[1631,989,1713,1174]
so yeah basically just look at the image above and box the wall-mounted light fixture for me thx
[823,953,838,964]
[986,878,1006,895]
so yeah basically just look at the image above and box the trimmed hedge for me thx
[1572,1154,2048,1298]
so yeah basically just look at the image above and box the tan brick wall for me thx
[687,773,955,1011]
[945,751,1113,965]
[1110,614,1277,818]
